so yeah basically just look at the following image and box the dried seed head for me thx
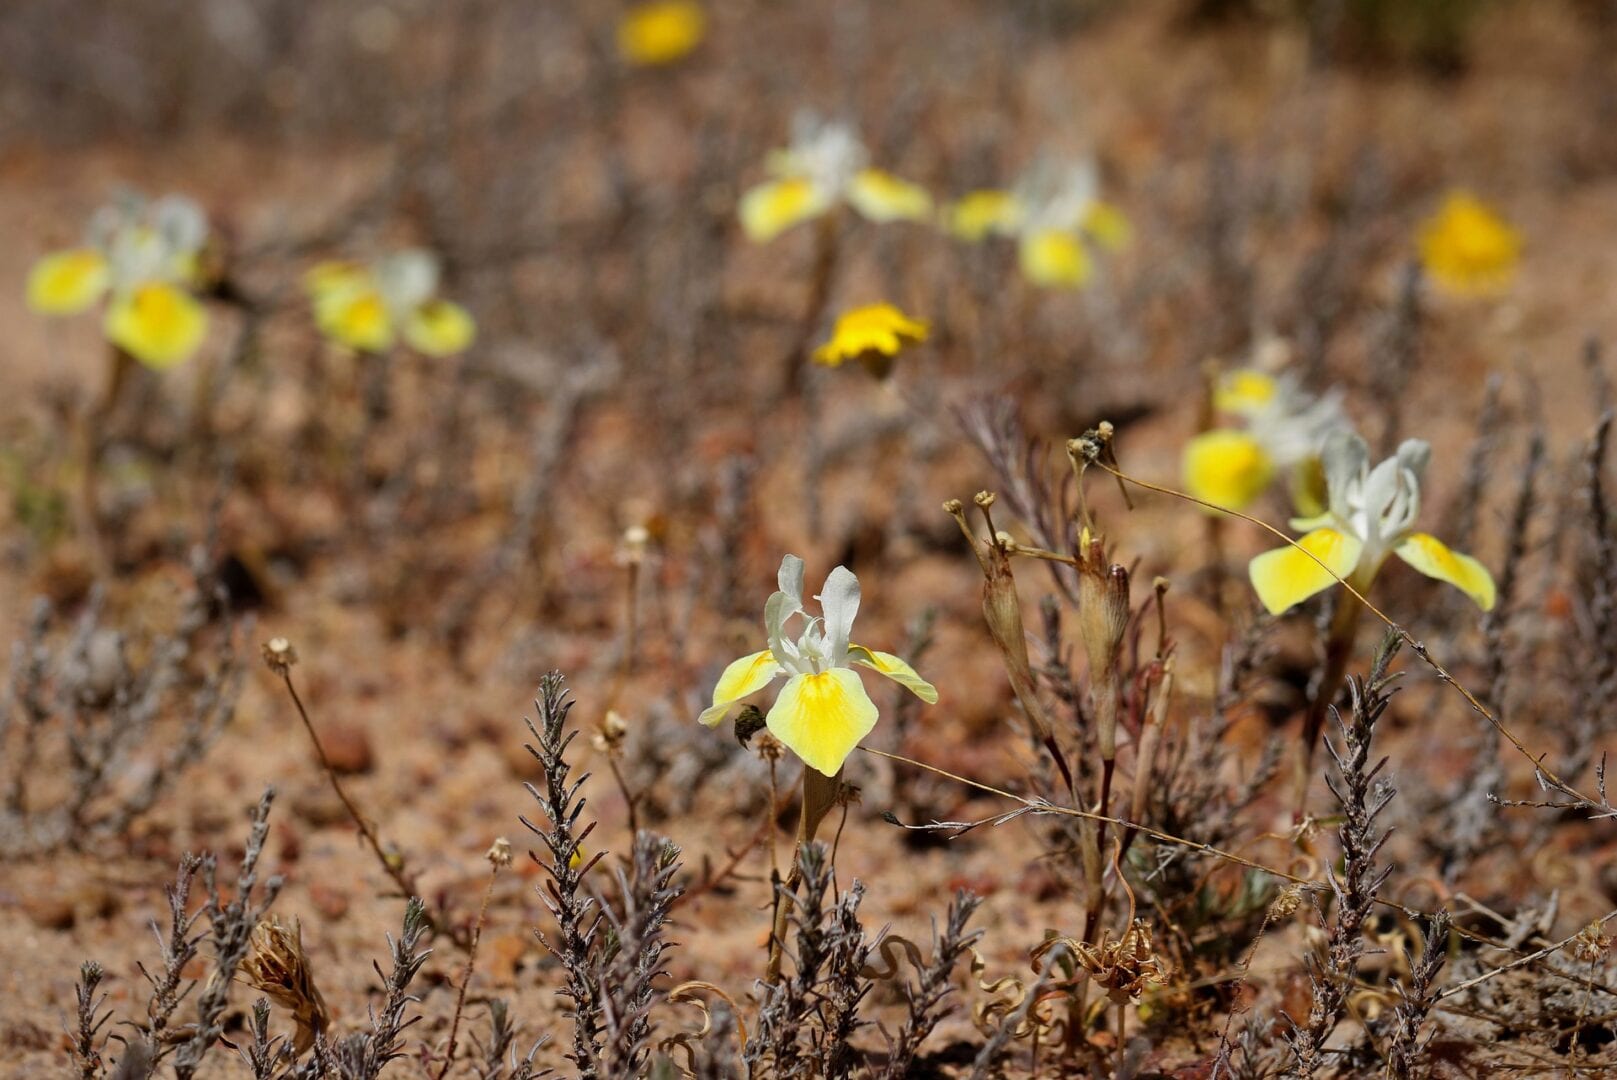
[1269,885,1305,921]
[941,497,964,515]
[242,916,330,1054]
[754,729,786,763]
[619,524,651,565]
[593,709,630,754]
[1574,920,1612,964]
[261,637,298,675]
[973,490,997,508]
[835,782,863,808]
[487,836,514,870]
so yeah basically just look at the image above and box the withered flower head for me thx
[487,836,514,870]
[593,709,630,754]
[1574,920,1612,965]
[261,637,298,675]
[1073,920,1170,1005]
[242,916,330,1054]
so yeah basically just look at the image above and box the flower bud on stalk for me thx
[946,495,1074,796]
[1077,530,1131,762]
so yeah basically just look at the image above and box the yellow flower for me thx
[700,556,937,776]
[946,189,1023,242]
[1248,432,1494,614]
[737,115,931,243]
[617,0,705,67]
[1418,191,1521,296]
[27,249,111,315]
[1018,229,1092,289]
[105,282,209,370]
[1186,367,1349,512]
[307,251,475,356]
[813,303,928,375]
[27,192,215,369]
[846,169,933,224]
[1183,430,1275,510]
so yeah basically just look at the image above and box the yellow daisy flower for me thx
[1249,432,1494,615]
[617,0,706,67]
[813,302,928,377]
[1418,190,1521,296]
[700,555,937,777]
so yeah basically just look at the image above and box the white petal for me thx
[816,565,860,662]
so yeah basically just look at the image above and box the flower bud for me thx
[1078,531,1131,761]
[1077,533,1131,677]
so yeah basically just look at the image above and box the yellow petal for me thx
[946,190,1023,242]
[27,249,110,315]
[616,0,705,67]
[104,283,207,370]
[304,260,371,300]
[1248,527,1364,616]
[1183,430,1275,511]
[404,299,476,357]
[1395,533,1496,611]
[1213,369,1279,416]
[1081,201,1132,252]
[846,168,933,224]
[738,177,832,243]
[766,669,878,777]
[318,287,395,353]
[1417,190,1521,296]
[1018,229,1092,289]
[699,649,782,727]
[812,302,928,367]
[848,645,937,703]
[1289,456,1328,518]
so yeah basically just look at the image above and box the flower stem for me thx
[1296,587,1365,814]
[277,668,416,902]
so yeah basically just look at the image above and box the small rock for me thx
[21,894,75,931]
[309,883,351,920]
[318,723,374,775]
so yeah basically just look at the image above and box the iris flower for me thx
[1249,431,1495,616]
[1418,191,1521,296]
[738,114,933,243]
[1183,367,1348,512]
[304,250,475,357]
[26,192,211,369]
[616,1,706,66]
[944,158,1129,289]
[699,555,937,776]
